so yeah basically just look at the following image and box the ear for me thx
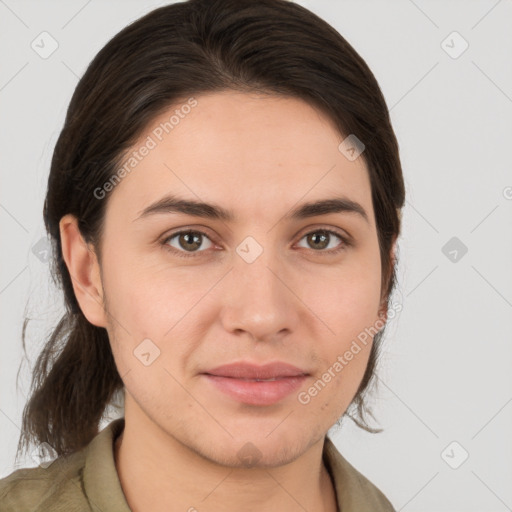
[59,214,108,328]
[377,237,399,326]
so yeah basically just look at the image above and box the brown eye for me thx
[162,227,350,260]
[163,230,214,257]
[306,231,330,250]
[296,229,349,254]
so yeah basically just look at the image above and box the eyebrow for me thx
[133,194,369,224]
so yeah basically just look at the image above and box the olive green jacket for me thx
[0,418,395,511]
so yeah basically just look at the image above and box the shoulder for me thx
[0,450,89,511]
[0,418,126,511]
[323,436,396,511]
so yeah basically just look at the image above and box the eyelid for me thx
[295,224,352,244]
[160,224,218,242]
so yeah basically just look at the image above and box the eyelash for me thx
[161,228,352,259]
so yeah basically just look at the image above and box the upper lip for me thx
[203,361,309,379]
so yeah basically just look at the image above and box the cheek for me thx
[298,252,381,399]
[100,241,176,327]
[100,250,209,372]
[302,261,382,340]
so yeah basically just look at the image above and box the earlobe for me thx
[59,214,107,328]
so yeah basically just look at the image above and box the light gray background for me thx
[1,1,511,510]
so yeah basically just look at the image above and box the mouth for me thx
[201,361,310,405]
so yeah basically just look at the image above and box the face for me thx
[80,91,386,466]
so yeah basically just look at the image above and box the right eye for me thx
[162,230,215,258]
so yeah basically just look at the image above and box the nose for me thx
[219,241,300,343]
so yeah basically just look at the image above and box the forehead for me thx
[105,91,373,226]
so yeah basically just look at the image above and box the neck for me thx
[113,404,338,512]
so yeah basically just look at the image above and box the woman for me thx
[0,0,405,510]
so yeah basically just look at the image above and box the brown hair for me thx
[16,0,405,462]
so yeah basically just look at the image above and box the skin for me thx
[60,91,392,512]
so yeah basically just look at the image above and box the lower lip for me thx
[202,374,309,406]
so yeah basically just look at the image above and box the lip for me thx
[204,361,309,379]
[201,361,310,406]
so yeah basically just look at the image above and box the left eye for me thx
[296,229,347,252]
[162,228,349,258]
